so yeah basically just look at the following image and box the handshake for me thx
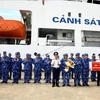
[48,61,51,65]
[77,61,81,65]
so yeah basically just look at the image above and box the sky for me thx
[0,9,23,21]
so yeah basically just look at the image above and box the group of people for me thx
[0,51,99,87]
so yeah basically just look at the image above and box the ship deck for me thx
[0,72,100,100]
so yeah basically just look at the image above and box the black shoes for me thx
[83,84,85,86]
[78,84,82,86]
[62,84,65,87]
[56,85,60,87]
[67,84,71,87]
[62,84,71,87]
[91,80,96,82]
[1,81,5,83]
[74,84,77,87]
[52,84,60,87]
[34,81,41,83]
[74,84,82,86]
[24,82,30,83]
[86,84,89,86]
[9,78,12,80]
[1,81,7,83]
[45,81,51,83]
[52,85,55,87]
[12,81,18,84]
[82,84,89,86]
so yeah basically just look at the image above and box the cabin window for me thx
[38,28,75,46]
[68,12,71,17]
[62,33,66,37]
[0,9,32,45]
[81,30,100,47]
[78,13,81,17]
[87,0,100,4]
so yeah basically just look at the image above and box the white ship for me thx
[0,0,100,58]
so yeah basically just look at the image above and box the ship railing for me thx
[82,37,100,42]
[46,39,74,46]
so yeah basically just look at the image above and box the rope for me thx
[41,46,65,56]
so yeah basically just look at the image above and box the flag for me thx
[89,62,100,71]
[42,0,45,5]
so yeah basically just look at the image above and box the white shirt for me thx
[51,58,61,68]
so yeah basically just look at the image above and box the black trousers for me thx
[8,68,12,79]
[30,70,32,79]
[52,67,60,86]
[97,71,100,86]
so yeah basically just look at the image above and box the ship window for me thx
[62,33,66,37]
[38,28,75,46]
[78,13,81,17]
[0,9,32,45]
[87,0,100,4]
[68,12,71,17]
[81,30,100,47]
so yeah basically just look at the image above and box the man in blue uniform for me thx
[38,54,43,80]
[43,54,48,80]
[12,52,22,84]
[44,54,52,83]
[28,54,33,80]
[81,54,85,85]
[1,51,9,83]
[33,52,37,80]
[69,53,75,79]
[0,53,2,79]
[60,54,65,79]
[23,54,33,83]
[33,53,43,83]
[8,53,13,79]
[98,54,100,61]
[69,53,75,61]
[91,55,96,82]
[82,53,91,86]
[61,53,71,86]
[18,52,22,80]
[74,53,82,86]
[82,54,85,59]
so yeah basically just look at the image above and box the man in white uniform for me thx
[97,54,100,61]
[51,52,61,87]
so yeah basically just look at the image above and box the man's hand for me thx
[2,58,4,62]
[14,58,17,62]
[26,58,28,62]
